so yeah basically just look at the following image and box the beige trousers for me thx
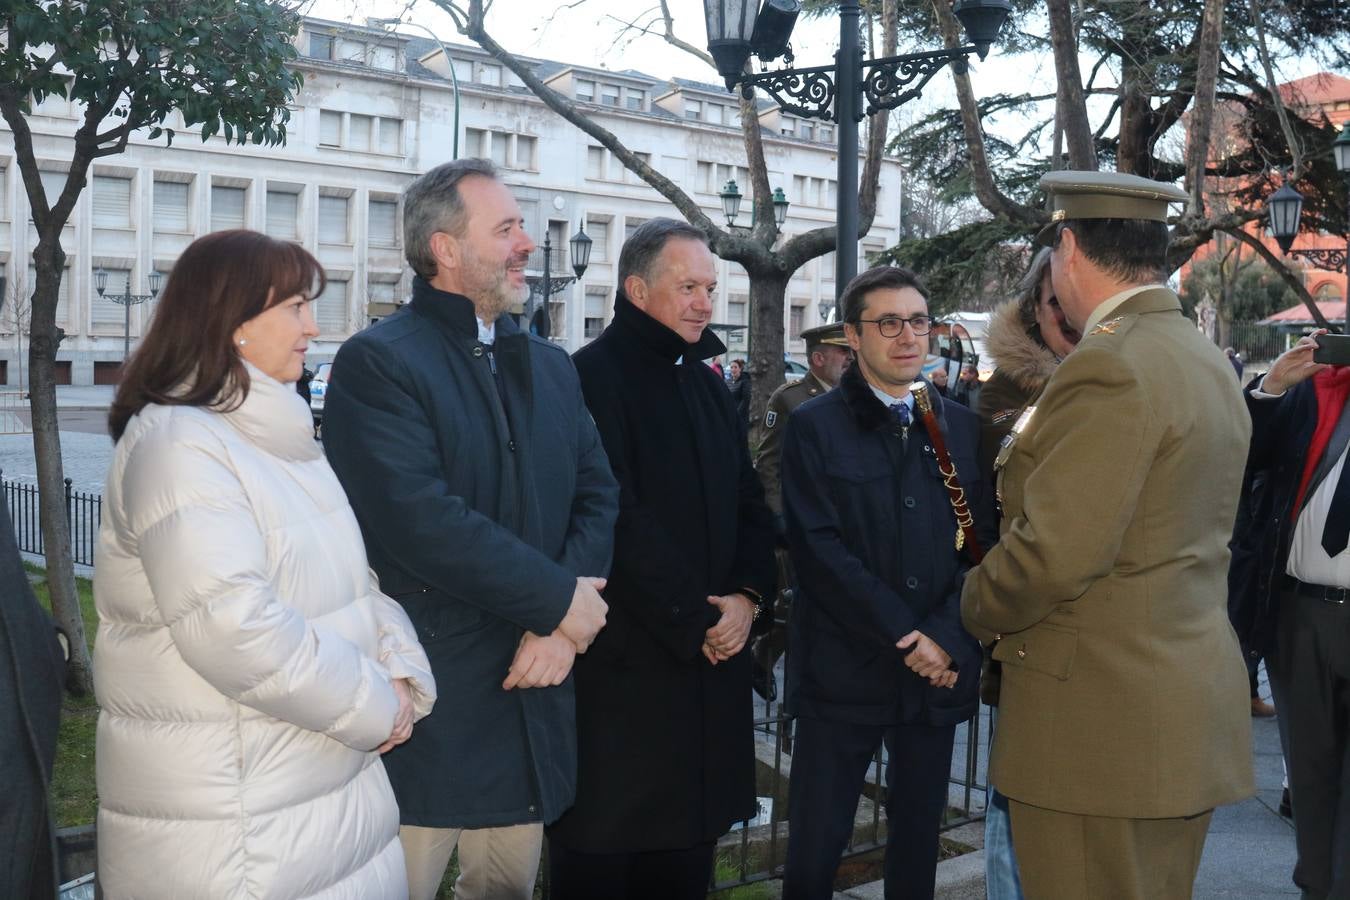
[400,822,544,900]
[1008,799,1213,900]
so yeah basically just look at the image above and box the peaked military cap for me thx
[800,322,849,347]
[1035,170,1191,246]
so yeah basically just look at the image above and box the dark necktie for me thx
[890,402,911,427]
[1320,451,1350,557]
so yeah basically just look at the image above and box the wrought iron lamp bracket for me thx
[738,61,838,122]
[1290,247,1348,273]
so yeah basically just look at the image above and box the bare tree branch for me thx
[1224,225,1330,329]
[1246,0,1303,176]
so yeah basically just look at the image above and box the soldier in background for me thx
[751,322,851,702]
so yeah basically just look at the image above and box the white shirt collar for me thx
[477,317,496,345]
[868,382,912,411]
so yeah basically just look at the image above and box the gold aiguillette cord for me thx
[910,381,985,563]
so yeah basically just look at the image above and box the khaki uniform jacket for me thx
[960,288,1254,819]
[755,372,833,518]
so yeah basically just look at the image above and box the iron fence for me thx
[1,471,101,566]
[709,694,990,891]
[1226,321,1289,369]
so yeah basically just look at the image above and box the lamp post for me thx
[1266,124,1350,330]
[367,17,460,159]
[94,268,162,366]
[719,179,791,234]
[526,225,593,340]
[704,0,1010,312]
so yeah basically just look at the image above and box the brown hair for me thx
[108,230,326,441]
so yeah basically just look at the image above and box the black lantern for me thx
[772,186,789,227]
[720,179,744,226]
[703,0,759,91]
[1267,183,1305,255]
[569,225,592,278]
[953,0,1014,60]
[750,0,799,63]
[1333,122,1350,175]
[94,267,108,295]
[148,269,163,295]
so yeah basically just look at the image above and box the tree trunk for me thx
[746,271,789,441]
[29,234,93,696]
[1116,57,1153,176]
[1184,0,1225,209]
[1045,0,1096,169]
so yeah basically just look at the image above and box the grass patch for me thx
[28,561,100,828]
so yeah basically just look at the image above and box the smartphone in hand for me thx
[1313,334,1350,366]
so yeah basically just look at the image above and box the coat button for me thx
[903,496,916,509]
[905,576,918,589]
[670,605,680,618]
[1017,646,1027,659]
[528,805,536,813]
[508,440,517,452]
[472,346,484,357]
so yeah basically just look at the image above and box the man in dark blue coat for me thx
[781,266,993,900]
[323,159,618,900]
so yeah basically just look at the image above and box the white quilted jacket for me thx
[93,365,435,899]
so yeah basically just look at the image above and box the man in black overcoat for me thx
[780,266,993,899]
[323,159,619,900]
[0,501,65,899]
[549,218,776,898]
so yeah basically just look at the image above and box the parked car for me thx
[309,362,332,427]
[784,358,808,382]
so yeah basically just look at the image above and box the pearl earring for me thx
[238,338,248,346]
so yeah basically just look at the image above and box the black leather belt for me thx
[1290,577,1350,604]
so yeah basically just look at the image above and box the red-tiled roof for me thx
[1260,301,1347,325]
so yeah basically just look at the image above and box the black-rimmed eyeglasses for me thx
[855,315,934,337]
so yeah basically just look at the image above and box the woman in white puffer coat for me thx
[93,230,436,899]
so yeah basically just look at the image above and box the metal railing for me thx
[1,471,102,566]
[709,694,989,891]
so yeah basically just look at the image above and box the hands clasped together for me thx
[701,593,756,665]
[898,630,958,689]
[503,576,609,691]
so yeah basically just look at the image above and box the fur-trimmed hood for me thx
[984,299,1060,395]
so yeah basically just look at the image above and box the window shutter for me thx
[92,176,131,229]
[348,115,371,152]
[369,200,398,245]
[266,190,299,239]
[318,195,349,244]
[153,182,189,232]
[210,186,246,231]
[319,110,342,146]
[378,118,401,155]
[316,279,348,333]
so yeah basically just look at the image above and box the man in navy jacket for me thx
[324,159,618,900]
[781,266,993,899]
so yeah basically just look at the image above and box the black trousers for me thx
[1267,587,1350,899]
[783,716,956,900]
[547,839,715,900]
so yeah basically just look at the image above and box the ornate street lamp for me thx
[704,0,1011,314]
[1333,122,1350,174]
[721,179,791,234]
[95,268,162,367]
[1266,183,1304,255]
[526,224,594,341]
[720,179,744,226]
[772,186,790,227]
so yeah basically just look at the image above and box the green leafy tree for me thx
[1179,249,1297,324]
[0,0,303,693]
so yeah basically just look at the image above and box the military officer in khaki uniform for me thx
[961,170,1254,899]
[752,323,851,701]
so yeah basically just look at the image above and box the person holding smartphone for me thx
[1239,329,1350,898]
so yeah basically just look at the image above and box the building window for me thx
[309,32,334,59]
[315,278,348,334]
[706,103,724,126]
[489,130,510,168]
[726,295,748,351]
[781,116,796,136]
[789,302,806,340]
[33,170,66,218]
[265,189,299,240]
[584,287,608,339]
[370,44,397,71]
[210,185,246,232]
[818,124,835,143]
[377,118,401,155]
[348,114,372,152]
[601,84,620,106]
[1315,282,1344,302]
[466,127,488,157]
[684,99,702,121]
[515,135,537,171]
[587,218,610,262]
[624,217,649,241]
[576,79,595,102]
[319,110,342,147]
[626,89,645,111]
[586,146,605,180]
[798,120,815,141]
[480,63,501,86]
[92,175,132,229]
[451,58,473,83]
[369,198,399,247]
[368,278,399,304]
[153,181,189,232]
[318,195,350,244]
